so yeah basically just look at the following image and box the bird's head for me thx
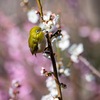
[30,26,44,42]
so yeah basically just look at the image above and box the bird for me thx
[28,26,46,55]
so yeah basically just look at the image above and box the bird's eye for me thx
[36,30,40,33]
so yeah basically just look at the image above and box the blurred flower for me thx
[79,26,100,43]
[58,30,70,51]
[12,80,20,88]
[9,87,16,99]
[79,26,91,38]
[46,77,56,90]
[49,88,58,97]
[56,61,67,76]
[41,67,46,75]
[41,77,58,99]
[9,80,20,99]
[27,9,39,23]
[68,43,84,63]
[89,28,100,43]
[64,68,70,76]
[59,68,64,74]
[85,73,95,82]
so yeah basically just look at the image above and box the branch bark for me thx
[36,0,44,21]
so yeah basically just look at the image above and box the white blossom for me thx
[85,73,95,82]
[53,15,59,25]
[58,30,70,51]
[68,43,84,63]
[41,94,53,100]
[43,11,52,21]
[64,68,70,76]
[40,67,45,75]
[40,12,59,32]
[59,68,64,73]
[49,88,58,97]
[46,77,56,89]
[11,80,20,89]
[45,77,58,98]
[9,87,15,98]
[12,80,18,86]
[27,9,39,23]
[54,98,59,100]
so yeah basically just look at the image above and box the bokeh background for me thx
[0,0,100,100]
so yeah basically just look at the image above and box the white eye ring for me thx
[36,30,40,33]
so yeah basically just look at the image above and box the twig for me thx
[46,33,62,100]
[79,56,100,78]
[36,0,44,21]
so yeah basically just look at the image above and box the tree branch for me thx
[46,33,63,100]
[36,0,44,21]
[79,56,100,78]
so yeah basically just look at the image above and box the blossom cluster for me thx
[9,80,20,100]
[27,9,84,63]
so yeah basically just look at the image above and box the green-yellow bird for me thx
[28,26,46,55]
